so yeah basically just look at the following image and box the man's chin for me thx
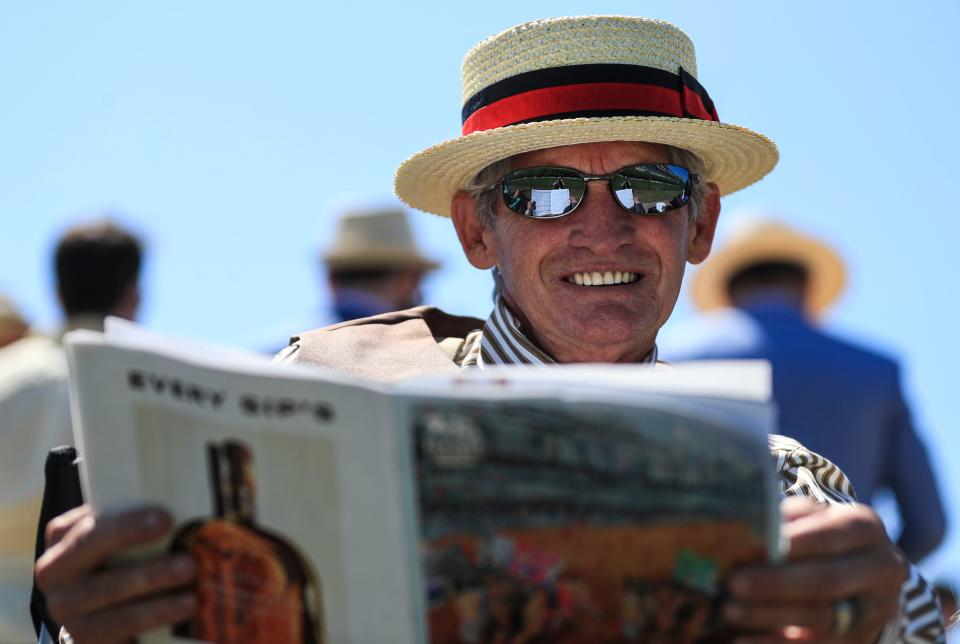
[548,310,659,361]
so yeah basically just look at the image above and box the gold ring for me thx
[832,596,862,636]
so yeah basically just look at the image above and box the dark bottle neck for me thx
[206,441,256,521]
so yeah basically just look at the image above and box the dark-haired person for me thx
[32,18,943,643]
[52,218,142,330]
[0,218,142,643]
[669,219,947,563]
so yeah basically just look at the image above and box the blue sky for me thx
[2,1,958,579]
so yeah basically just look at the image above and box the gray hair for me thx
[464,158,512,230]
[463,145,708,230]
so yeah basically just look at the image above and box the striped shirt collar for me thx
[460,296,658,369]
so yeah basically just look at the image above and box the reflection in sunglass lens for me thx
[501,168,586,218]
[501,164,692,218]
[614,164,691,214]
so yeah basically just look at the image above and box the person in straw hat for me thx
[32,17,942,643]
[669,219,947,563]
[321,206,440,324]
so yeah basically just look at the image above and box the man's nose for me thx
[567,183,634,254]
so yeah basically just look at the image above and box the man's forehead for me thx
[507,141,675,171]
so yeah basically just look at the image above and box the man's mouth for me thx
[564,271,639,286]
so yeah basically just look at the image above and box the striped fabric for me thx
[460,296,657,368]
[461,298,944,643]
[770,434,858,503]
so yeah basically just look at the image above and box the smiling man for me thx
[452,141,709,366]
[33,16,943,643]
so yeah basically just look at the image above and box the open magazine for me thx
[64,320,779,644]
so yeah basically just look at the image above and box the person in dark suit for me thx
[668,219,946,561]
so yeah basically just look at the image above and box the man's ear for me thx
[450,191,498,269]
[686,181,721,265]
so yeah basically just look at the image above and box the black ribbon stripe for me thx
[462,63,717,123]
[679,67,718,121]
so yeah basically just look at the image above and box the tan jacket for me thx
[276,306,483,382]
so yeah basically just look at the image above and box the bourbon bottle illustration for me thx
[170,440,324,643]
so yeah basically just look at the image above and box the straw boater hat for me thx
[691,220,847,315]
[322,208,440,271]
[395,15,779,217]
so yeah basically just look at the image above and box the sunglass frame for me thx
[494,163,700,220]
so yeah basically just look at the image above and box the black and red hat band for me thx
[461,64,719,136]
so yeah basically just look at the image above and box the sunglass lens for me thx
[614,164,691,214]
[501,168,585,218]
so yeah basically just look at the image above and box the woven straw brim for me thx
[691,233,846,316]
[395,115,778,218]
[323,250,440,272]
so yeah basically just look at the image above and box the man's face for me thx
[387,268,426,310]
[452,141,719,363]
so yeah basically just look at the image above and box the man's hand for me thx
[34,504,198,644]
[724,497,907,642]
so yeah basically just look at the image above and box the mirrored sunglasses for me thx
[498,163,699,219]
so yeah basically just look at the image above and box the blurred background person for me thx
[320,204,440,324]
[667,219,945,562]
[54,218,143,332]
[0,294,29,350]
[0,217,143,643]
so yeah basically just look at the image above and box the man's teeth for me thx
[569,271,638,286]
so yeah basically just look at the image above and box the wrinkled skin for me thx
[450,142,720,363]
[723,497,906,642]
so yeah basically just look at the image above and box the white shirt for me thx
[0,334,73,643]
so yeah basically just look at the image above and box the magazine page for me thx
[403,361,772,402]
[397,363,777,643]
[103,316,278,371]
[67,324,777,644]
[64,331,424,644]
